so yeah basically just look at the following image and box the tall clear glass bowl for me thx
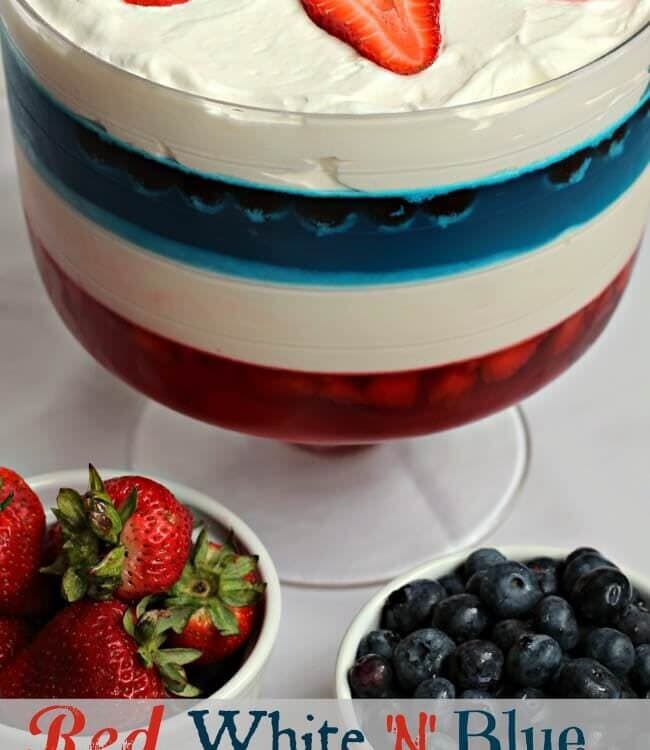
[2,0,648,584]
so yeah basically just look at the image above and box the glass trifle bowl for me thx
[2,0,649,584]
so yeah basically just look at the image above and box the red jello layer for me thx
[31,228,635,444]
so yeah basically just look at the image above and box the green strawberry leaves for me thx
[0,479,15,512]
[54,488,86,529]
[118,489,138,526]
[41,465,138,603]
[62,568,87,602]
[90,546,126,578]
[165,528,265,637]
[208,600,240,636]
[0,494,13,512]
[0,483,14,511]
[124,599,201,698]
[88,464,106,493]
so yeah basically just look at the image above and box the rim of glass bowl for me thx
[6,0,650,122]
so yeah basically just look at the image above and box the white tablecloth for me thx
[1,98,649,698]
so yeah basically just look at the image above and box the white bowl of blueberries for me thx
[336,546,650,699]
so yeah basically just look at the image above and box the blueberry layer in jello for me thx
[5,35,648,283]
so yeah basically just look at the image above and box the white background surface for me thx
[0,97,649,698]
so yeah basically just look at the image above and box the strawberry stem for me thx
[45,466,138,603]
[126,600,201,697]
[165,528,265,637]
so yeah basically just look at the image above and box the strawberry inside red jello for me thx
[301,0,442,75]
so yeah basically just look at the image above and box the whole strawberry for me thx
[0,599,200,698]
[0,468,50,616]
[166,532,265,664]
[0,616,33,670]
[46,466,193,603]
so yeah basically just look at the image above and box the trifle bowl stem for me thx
[130,402,530,586]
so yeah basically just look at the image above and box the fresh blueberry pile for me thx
[348,548,650,699]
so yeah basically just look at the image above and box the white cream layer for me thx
[4,0,649,192]
[20,0,650,113]
[18,148,649,373]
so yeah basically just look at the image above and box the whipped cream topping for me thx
[23,0,650,113]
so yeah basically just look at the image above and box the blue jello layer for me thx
[3,32,649,286]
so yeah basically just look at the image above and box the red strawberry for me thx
[428,365,477,404]
[0,616,33,671]
[0,599,200,698]
[45,466,193,604]
[366,373,419,409]
[263,370,319,400]
[43,522,64,567]
[300,0,442,75]
[481,338,540,384]
[0,468,49,617]
[550,310,585,356]
[104,474,194,601]
[166,532,265,665]
[321,376,367,405]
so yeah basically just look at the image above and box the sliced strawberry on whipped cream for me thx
[301,0,442,75]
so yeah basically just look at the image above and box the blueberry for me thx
[460,689,494,699]
[533,596,579,651]
[574,568,632,624]
[466,569,489,596]
[491,619,532,653]
[125,154,176,193]
[547,148,594,186]
[633,645,650,690]
[182,174,225,210]
[595,123,629,156]
[554,658,622,698]
[479,562,543,618]
[439,573,465,597]
[619,681,638,698]
[614,603,650,645]
[76,123,127,170]
[447,640,504,692]
[526,557,559,596]
[381,579,446,635]
[413,677,456,699]
[465,548,507,578]
[232,186,288,221]
[364,199,417,229]
[296,197,354,230]
[562,553,616,597]
[583,628,636,678]
[423,189,476,221]
[357,630,401,661]
[432,594,491,643]
[393,628,456,693]
[506,634,562,688]
[566,547,602,565]
[348,654,395,698]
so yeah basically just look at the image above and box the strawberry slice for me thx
[481,339,540,384]
[301,0,442,75]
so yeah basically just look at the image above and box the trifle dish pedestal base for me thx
[131,402,529,587]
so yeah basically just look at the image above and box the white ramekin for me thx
[27,468,282,700]
[335,545,650,698]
